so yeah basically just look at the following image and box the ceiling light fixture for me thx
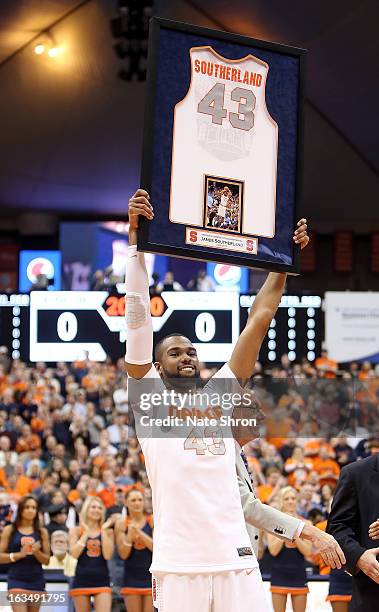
[33,32,60,58]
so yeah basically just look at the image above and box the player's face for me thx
[158,338,200,378]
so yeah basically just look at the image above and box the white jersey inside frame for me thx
[169,46,278,238]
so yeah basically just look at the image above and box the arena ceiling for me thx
[0,0,378,232]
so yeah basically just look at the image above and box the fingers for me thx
[369,521,379,539]
[368,560,379,583]
[129,199,154,220]
[133,188,150,199]
[369,526,379,540]
[328,549,342,570]
[293,220,308,247]
[320,539,345,570]
[336,543,346,566]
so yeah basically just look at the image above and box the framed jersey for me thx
[139,18,306,274]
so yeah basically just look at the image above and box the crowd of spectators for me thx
[0,349,378,606]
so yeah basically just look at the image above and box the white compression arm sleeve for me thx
[125,245,153,365]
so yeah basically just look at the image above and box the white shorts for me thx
[152,568,269,612]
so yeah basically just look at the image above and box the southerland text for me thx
[194,59,263,87]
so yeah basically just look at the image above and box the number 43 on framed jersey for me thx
[139,18,306,274]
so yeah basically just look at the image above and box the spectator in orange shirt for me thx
[311,446,340,488]
[304,438,335,460]
[257,467,284,505]
[358,360,373,380]
[98,470,117,508]
[0,466,8,488]
[284,447,313,488]
[315,349,338,378]
[265,407,294,449]
[15,424,41,454]
[5,463,33,499]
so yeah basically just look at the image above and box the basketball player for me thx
[218,188,229,219]
[125,189,345,612]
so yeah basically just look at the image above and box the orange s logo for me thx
[86,538,101,557]
[189,230,197,243]
[21,536,34,554]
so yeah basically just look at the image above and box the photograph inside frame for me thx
[203,175,244,234]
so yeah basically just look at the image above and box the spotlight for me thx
[33,32,60,59]
[48,47,60,58]
[34,44,45,55]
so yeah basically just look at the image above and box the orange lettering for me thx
[21,536,34,554]
[118,296,125,316]
[106,296,119,316]
[150,296,164,317]
[225,66,231,80]
[200,60,207,74]
[189,230,197,243]
[250,72,257,86]
[231,67,237,82]
[219,65,226,79]
[194,59,200,73]
[243,70,249,84]
[87,538,101,558]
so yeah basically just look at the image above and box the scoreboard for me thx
[0,294,30,361]
[240,294,323,363]
[0,292,323,364]
[29,291,239,363]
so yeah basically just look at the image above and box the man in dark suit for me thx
[327,452,379,611]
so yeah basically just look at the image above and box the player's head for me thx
[154,334,200,379]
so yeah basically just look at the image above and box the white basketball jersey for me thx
[132,363,258,574]
[170,46,278,237]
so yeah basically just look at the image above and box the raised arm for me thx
[228,219,309,383]
[125,189,155,379]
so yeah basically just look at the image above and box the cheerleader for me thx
[115,489,153,612]
[0,495,50,612]
[266,486,312,612]
[69,497,114,612]
[314,518,352,612]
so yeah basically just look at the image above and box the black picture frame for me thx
[139,17,306,274]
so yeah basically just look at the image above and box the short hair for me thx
[51,530,68,541]
[154,333,192,362]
